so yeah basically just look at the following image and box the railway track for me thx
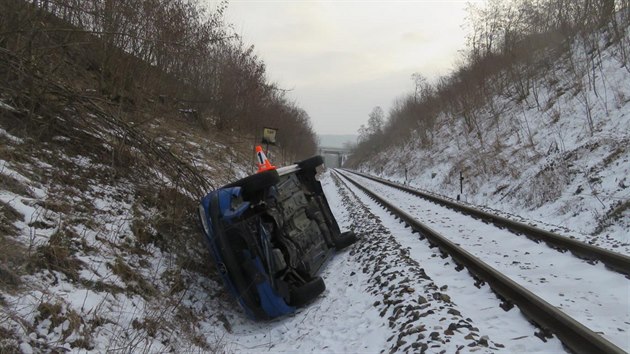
[343,169,630,276]
[333,169,628,354]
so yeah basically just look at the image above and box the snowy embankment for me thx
[0,107,251,352]
[360,31,630,248]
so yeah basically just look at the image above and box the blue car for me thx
[198,156,357,320]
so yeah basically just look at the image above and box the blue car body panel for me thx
[199,186,295,320]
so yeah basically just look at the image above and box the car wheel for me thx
[297,155,324,171]
[289,276,326,307]
[225,169,280,199]
[334,231,357,251]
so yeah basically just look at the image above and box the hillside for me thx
[0,47,252,354]
[347,5,630,249]
[0,1,315,351]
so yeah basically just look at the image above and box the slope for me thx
[349,21,630,249]
[0,2,284,351]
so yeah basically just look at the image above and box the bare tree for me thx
[367,106,385,136]
[1,0,319,159]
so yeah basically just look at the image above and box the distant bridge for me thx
[318,146,352,168]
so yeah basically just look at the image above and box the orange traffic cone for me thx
[255,145,276,173]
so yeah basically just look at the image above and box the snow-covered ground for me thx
[1,119,617,353]
[356,29,630,249]
[342,170,630,351]
[192,171,569,353]
[0,110,251,352]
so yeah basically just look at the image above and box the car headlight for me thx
[198,203,211,237]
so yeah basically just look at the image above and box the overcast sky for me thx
[221,0,476,135]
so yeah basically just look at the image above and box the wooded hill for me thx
[0,1,316,351]
[350,0,628,156]
[1,0,317,161]
[347,0,630,241]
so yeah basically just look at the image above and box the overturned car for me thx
[198,156,357,320]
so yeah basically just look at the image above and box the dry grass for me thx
[0,202,26,291]
[593,200,630,235]
[0,326,20,354]
[0,173,34,198]
[179,257,214,278]
[174,304,211,351]
[35,301,82,341]
[161,269,186,295]
[79,279,125,295]
[0,136,33,167]
[30,228,84,281]
[131,318,160,337]
[108,257,156,298]
[131,217,153,246]
[28,298,94,350]
[601,143,627,169]
[0,201,21,237]
[133,186,196,253]
[0,262,21,291]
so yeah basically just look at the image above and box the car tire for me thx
[225,169,280,199]
[297,155,324,171]
[334,231,357,251]
[289,276,326,307]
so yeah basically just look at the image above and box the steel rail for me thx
[342,169,630,276]
[334,170,626,354]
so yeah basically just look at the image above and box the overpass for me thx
[318,146,352,168]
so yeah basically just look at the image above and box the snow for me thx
[203,174,392,353]
[342,170,629,352]
[0,100,17,112]
[2,21,629,354]
[0,128,23,144]
[1,147,620,353]
[161,171,569,353]
[335,171,566,353]
[220,275,390,353]
[357,30,630,250]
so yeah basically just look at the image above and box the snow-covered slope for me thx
[356,30,630,248]
[0,102,254,352]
